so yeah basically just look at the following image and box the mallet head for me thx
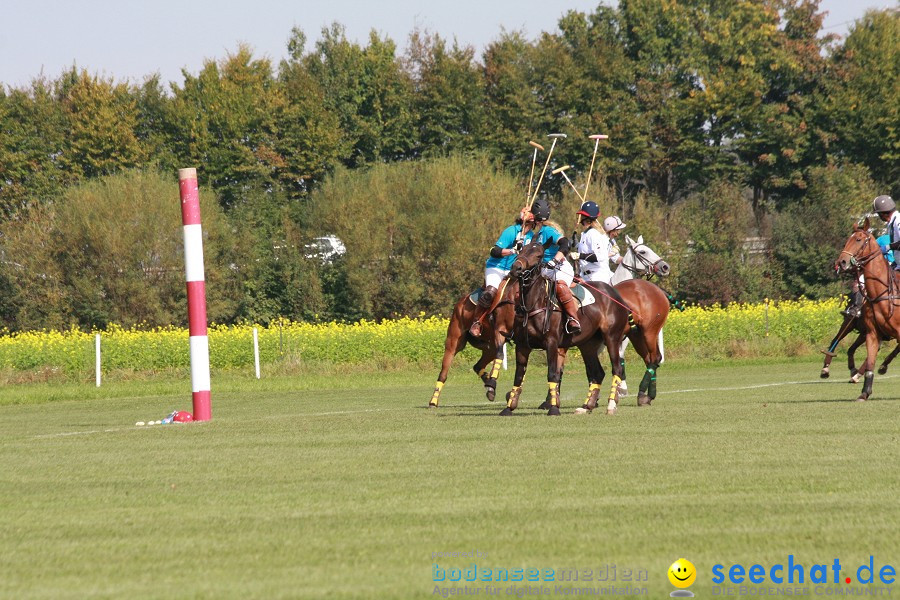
[528,140,545,151]
[551,165,572,175]
[589,134,609,140]
[548,133,568,139]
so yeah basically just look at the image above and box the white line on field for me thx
[663,373,898,395]
[28,372,897,439]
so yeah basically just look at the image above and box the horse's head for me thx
[837,217,879,273]
[624,234,670,277]
[509,238,551,280]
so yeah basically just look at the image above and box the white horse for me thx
[609,235,670,395]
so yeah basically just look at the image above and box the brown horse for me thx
[836,218,900,401]
[428,284,515,408]
[493,239,631,416]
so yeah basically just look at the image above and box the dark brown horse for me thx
[493,239,631,416]
[836,219,900,401]
[428,283,515,407]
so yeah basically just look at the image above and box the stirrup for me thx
[565,318,581,334]
[469,321,483,337]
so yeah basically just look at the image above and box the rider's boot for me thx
[468,286,497,337]
[841,290,863,319]
[556,281,581,334]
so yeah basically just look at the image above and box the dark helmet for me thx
[577,201,600,220]
[874,195,896,213]
[532,196,551,221]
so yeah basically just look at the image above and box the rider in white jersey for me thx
[572,201,613,284]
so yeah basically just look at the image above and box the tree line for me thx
[0,1,897,331]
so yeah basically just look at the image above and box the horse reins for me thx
[842,233,900,316]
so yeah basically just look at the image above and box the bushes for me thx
[0,299,848,377]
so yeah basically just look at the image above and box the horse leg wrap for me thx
[506,386,522,409]
[639,368,653,395]
[584,383,601,408]
[862,371,874,398]
[547,382,559,407]
[489,358,502,381]
[648,363,658,399]
[430,381,444,407]
[608,375,622,410]
[620,358,627,381]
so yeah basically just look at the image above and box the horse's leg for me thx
[617,337,630,396]
[430,314,469,408]
[878,342,900,375]
[500,345,531,416]
[544,340,562,416]
[627,328,656,407]
[847,331,866,383]
[539,347,567,410]
[822,314,856,379]
[657,328,665,365]
[574,340,604,414]
[474,348,499,402]
[604,333,625,415]
[857,330,879,401]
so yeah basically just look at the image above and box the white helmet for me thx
[603,216,626,232]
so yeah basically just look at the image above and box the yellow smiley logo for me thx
[668,558,696,588]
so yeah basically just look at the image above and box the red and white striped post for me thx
[178,168,211,421]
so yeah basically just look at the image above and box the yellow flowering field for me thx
[0,299,846,375]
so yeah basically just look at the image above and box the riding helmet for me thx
[577,201,600,220]
[532,196,551,221]
[603,215,626,232]
[873,195,896,213]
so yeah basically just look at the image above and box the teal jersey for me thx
[536,224,563,262]
[485,224,533,270]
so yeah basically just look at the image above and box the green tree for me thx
[304,24,415,166]
[307,154,523,319]
[826,9,899,196]
[404,31,487,157]
[772,162,878,299]
[275,28,344,196]
[0,79,70,216]
[59,70,144,180]
[166,46,285,207]
[0,170,242,330]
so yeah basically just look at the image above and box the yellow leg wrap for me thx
[507,386,521,408]
[489,358,502,380]
[430,381,444,406]
[476,366,487,378]
[608,375,622,402]
[584,382,601,404]
[548,382,559,407]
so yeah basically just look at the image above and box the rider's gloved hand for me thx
[569,251,579,261]
[881,244,891,255]
[546,259,558,270]
[514,239,524,252]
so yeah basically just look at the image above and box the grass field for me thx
[1,357,899,599]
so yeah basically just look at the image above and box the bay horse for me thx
[494,238,631,416]
[836,218,900,401]
[428,284,513,407]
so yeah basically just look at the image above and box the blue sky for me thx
[1,0,894,88]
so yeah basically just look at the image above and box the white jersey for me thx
[577,227,613,283]
[888,212,900,266]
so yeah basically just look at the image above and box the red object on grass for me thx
[173,411,194,423]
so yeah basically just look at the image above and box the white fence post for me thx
[253,327,260,379]
[95,333,101,387]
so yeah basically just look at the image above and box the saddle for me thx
[548,282,596,310]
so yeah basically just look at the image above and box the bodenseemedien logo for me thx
[668,558,696,597]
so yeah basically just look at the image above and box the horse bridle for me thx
[840,233,881,271]
[620,242,663,278]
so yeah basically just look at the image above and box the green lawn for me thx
[1,358,898,598]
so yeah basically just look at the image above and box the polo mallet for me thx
[582,134,609,202]
[526,141,545,202]
[528,133,567,209]
[551,165,584,201]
